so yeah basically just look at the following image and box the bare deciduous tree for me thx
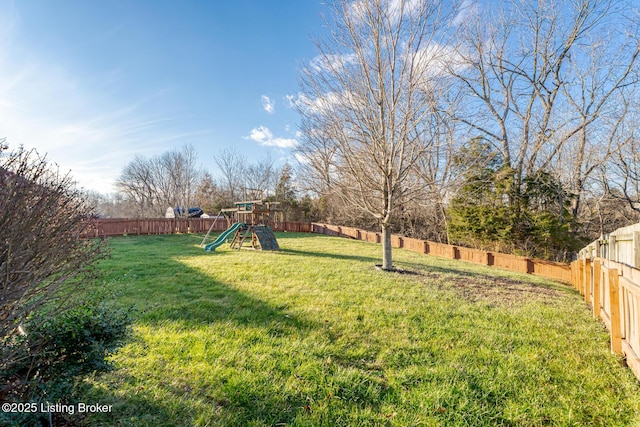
[245,154,277,200]
[451,0,639,219]
[163,144,203,214]
[605,122,640,212]
[115,144,203,217]
[296,0,457,270]
[213,147,247,204]
[116,154,158,217]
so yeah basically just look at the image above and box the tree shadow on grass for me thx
[93,237,319,426]
[393,259,570,302]
[79,386,180,427]
[118,254,314,333]
[83,369,315,427]
[101,235,313,329]
[279,248,381,264]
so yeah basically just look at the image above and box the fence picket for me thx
[609,268,623,355]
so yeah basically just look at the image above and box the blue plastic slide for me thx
[204,222,245,252]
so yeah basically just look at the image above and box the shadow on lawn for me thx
[136,266,313,334]
[81,385,181,427]
[280,247,380,264]
[109,235,313,331]
[95,236,316,425]
[85,370,311,427]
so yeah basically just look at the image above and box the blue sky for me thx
[0,0,327,192]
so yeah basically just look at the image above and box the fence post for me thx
[584,258,592,305]
[593,260,601,320]
[608,268,622,355]
[526,258,534,274]
[578,261,585,295]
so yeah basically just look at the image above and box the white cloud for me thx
[287,91,361,116]
[261,95,275,114]
[452,0,477,28]
[247,125,273,144]
[294,152,309,164]
[310,53,358,73]
[348,0,423,25]
[269,137,298,149]
[245,125,298,149]
[285,94,298,108]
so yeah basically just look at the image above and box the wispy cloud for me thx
[0,9,212,193]
[261,95,275,114]
[348,0,423,25]
[286,91,356,116]
[451,0,477,28]
[245,125,298,148]
[309,53,358,73]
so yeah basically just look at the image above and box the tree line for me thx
[293,0,640,265]
[88,145,314,222]
[91,0,640,265]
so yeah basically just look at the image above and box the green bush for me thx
[448,139,585,260]
[0,292,131,426]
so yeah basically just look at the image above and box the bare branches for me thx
[452,0,640,219]
[1,143,106,383]
[296,0,457,268]
[116,144,203,217]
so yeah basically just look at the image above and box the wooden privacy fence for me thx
[85,218,313,237]
[87,219,571,283]
[85,218,229,237]
[577,222,640,381]
[310,223,572,283]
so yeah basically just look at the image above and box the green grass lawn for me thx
[82,233,640,426]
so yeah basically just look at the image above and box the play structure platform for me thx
[202,199,281,252]
[205,223,280,252]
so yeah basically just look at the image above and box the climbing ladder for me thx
[229,225,280,251]
[252,225,280,251]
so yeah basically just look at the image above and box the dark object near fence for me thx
[174,207,204,218]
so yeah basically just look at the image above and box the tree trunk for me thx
[381,223,393,270]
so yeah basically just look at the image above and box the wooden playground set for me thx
[200,199,281,252]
